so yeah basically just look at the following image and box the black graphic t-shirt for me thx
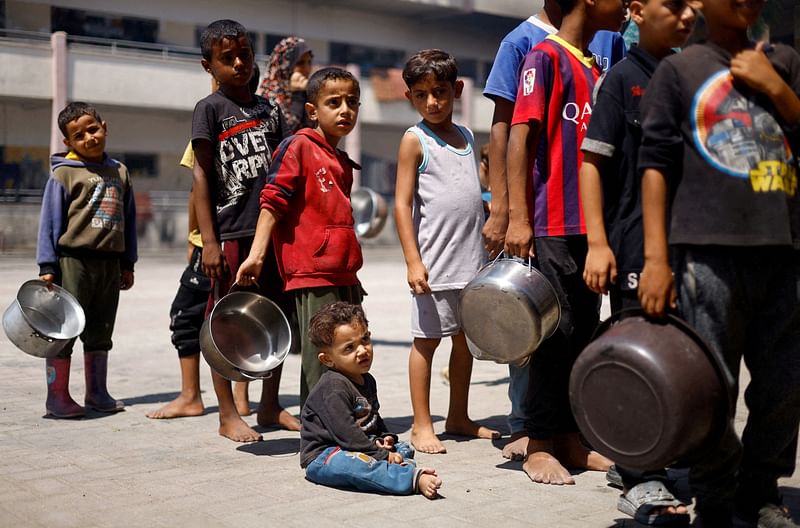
[639,41,800,249]
[192,91,287,240]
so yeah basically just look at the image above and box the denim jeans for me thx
[507,362,529,435]
[305,445,419,496]
[673,246,800,522]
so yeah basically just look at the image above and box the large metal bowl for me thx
[351,187,388,239]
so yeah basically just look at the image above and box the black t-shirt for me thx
[638,41,800,248]
[582,45,660,287]
[191,91,286,240]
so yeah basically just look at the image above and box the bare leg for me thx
[444,332,500,440]
[146,354,205,419]
[256,364,300,431]
[233,381,251,416]
[522,438,575,485]
[416,468,442,499]
[409,337,447,454]
[553,432,613,472]
[212,370,261,443]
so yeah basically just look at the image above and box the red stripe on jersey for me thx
[218,118,263,141]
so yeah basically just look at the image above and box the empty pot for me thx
[569,311,736,470]
[351,187,388,239]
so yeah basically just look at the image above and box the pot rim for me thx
[14,279,86,339]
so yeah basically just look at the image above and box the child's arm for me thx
[36,177,67,285]
[505,121,539,258]
[121,180,137,291]
[482,97,514,257]
[638,167,676,317]
[580,153,617,294]
[192,139,227,280]
[394,132,430,294]
[235,207,278,285]
[731,42,800,125]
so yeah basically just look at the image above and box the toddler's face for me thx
[318,322,373,385]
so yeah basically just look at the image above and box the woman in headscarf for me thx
[258,36,314,134]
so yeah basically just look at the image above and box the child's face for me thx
[631,0,698,50]
[307,79,360,143]
[589,0,629,33]
[701,0,765,31]
[405,73,463,127]
[294,51,313,78]
[62,114,107,163]
[202,35,254,90]
[318,322,373,384]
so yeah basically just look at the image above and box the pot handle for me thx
[481,250,536,273]
[236,369,273,380]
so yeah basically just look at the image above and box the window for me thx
[52,8,158,43]
[110,152,158,179]
[329,42,406,75]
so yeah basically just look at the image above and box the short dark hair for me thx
[402,49,458,88]
[58,102,103,137]
[200,19,248,61]
[306,67,360,104]
[308,302,368,350]
[250,62,261,94]
[554,0,579,16]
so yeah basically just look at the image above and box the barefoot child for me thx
[394,49,500,455]
[192,19,299,441]
[505,0,626,484]
[37,102,137,418]
[300,302,441,499]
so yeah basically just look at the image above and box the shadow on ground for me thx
[236,437,301,457]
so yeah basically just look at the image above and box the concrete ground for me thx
[1,246,798,528]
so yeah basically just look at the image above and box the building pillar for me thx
[50,31,67,155]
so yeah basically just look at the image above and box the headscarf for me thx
[258,36,312,133]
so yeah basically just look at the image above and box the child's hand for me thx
[202,242,227,280]
[386,452,404,465]
[638,260,676,318]
[583,244,617,294]
[375,436,396,450]
[504,219,534,258]
[730,42,781,98]
[120,270,135,291]
[407,262,431,295]
[236,256,263,287]
[39,274,55,287]
[482,212,508,258]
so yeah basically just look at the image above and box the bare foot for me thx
[523,451,575,485]
[622,485,690,517]
[554,432,612,472]
[146,394,204,419]
[256,405,300,431]
[411,425,447,454]
[233,382,251,416]
[218,416,262,443]
[416,468,442,499]
[444,417,501,440]
[502,431,529,461]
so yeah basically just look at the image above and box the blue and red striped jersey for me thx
[511,35,601,237]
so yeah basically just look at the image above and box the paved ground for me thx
[1,246,798,528]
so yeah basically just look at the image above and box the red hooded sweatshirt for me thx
[260,128,363,291]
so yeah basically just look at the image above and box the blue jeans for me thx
[306,446,419,495]
[673,246,800,522]
[507,362,529,434]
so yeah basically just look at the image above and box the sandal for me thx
[757,503,800,528]
[617,480,690,526]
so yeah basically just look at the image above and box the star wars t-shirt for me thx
[639,41,800,248]
[192,90,286,240]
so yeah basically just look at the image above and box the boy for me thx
[637,0,800,525]
[37,101,137,418]
[482,0,626,461]
[504,0,626,485]
[236,67,364,406]
[394,49,500,455]
[580,0,697,523]
[300,302,441,499]
[192,19,298,442]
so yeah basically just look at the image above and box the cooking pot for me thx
[200,291,291,382]
[569,311,736,470]
[3,280,85,358]
[459,254,561,364]
[351,187,388,239]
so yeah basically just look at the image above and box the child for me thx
[259,36,314,133]
[192,19,298,442]
[394,49,500,455]
[637,0,800,525]
[482,0,626,461]
[37,101,137,418]
[579,0,697,522]
[236,67,365,406]
[300,301,441,499]
[504,0,626,485]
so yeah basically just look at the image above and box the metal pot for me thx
[199,291,292,382]
[3,280,85,358]
[351,187,388,239]
[569,311,736,470]
[459,254,561,364]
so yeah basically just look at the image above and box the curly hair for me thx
[308,302,369,350]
